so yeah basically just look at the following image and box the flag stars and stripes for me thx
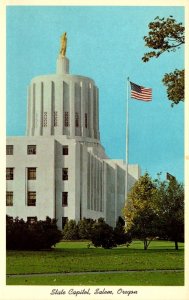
[130,81,152,101]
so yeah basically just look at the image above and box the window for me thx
[75,112,79,127]
[27,145,36,155]
[27,217,37,223]
[62,192,68,207]
[6,192,13,206]
[6,168,14,180]
[54,111,58,127]
[27,191,36,206]
[85,113,88,128]
[62,217,68,229]
[62,146,68,155]
[6,145,13,155]
[64,112,69,127]
[62,168,68,180]
[28,168,36,180]
[43,112,47,127]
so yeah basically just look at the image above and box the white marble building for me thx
[6,51,141,229]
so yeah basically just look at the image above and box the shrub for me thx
[6,215,62,250]
[91,218,116,249]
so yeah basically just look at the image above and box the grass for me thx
[7,271,184,286]
[6,240,184,286]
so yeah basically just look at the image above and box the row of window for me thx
[6,191,68,207]
[42,112,88,128]
[6,192,36,206]
[6,145,36,155]
[6,145,69,156]
[6,167,69,180]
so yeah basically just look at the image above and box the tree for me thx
[62,219,79,240]
[113,217,132,246]
[78,218,95,240]
[91,218,116,249]
[124,172,184,251]
[154,176,184,250]
[124,173,159,250]
[142,16,184,106]
[162,69,184,105]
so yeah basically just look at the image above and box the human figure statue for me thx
[60,32,67,57]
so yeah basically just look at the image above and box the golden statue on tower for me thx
[60,32,67,57]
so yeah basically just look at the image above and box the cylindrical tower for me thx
[26,55,100,140]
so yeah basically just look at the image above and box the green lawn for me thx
[7,271,184,286]
[6,240,184,286]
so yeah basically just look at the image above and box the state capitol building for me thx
[6,35,140,229]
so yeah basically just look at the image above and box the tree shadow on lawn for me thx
[53,247,184,257]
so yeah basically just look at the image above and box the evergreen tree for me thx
[78,218,95,240]
[154,176,184,250]
[113,217,132,246]
[63,219,79,240]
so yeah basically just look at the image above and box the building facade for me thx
[6,51,141,229]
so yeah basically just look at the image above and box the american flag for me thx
[130,81,152,101]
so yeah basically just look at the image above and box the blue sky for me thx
[6,6,184,182]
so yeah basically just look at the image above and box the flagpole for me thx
[125,77,130,201]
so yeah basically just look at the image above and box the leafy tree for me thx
[142,16,184,61]
[91,218,116,249]
[142,16,184,106]
[154,176,184,250]
[162,69,184,105]
[124,172,184,251]
[62,219,79,240]
[124,173,159,250]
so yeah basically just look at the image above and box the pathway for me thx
[7,269,184,278]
